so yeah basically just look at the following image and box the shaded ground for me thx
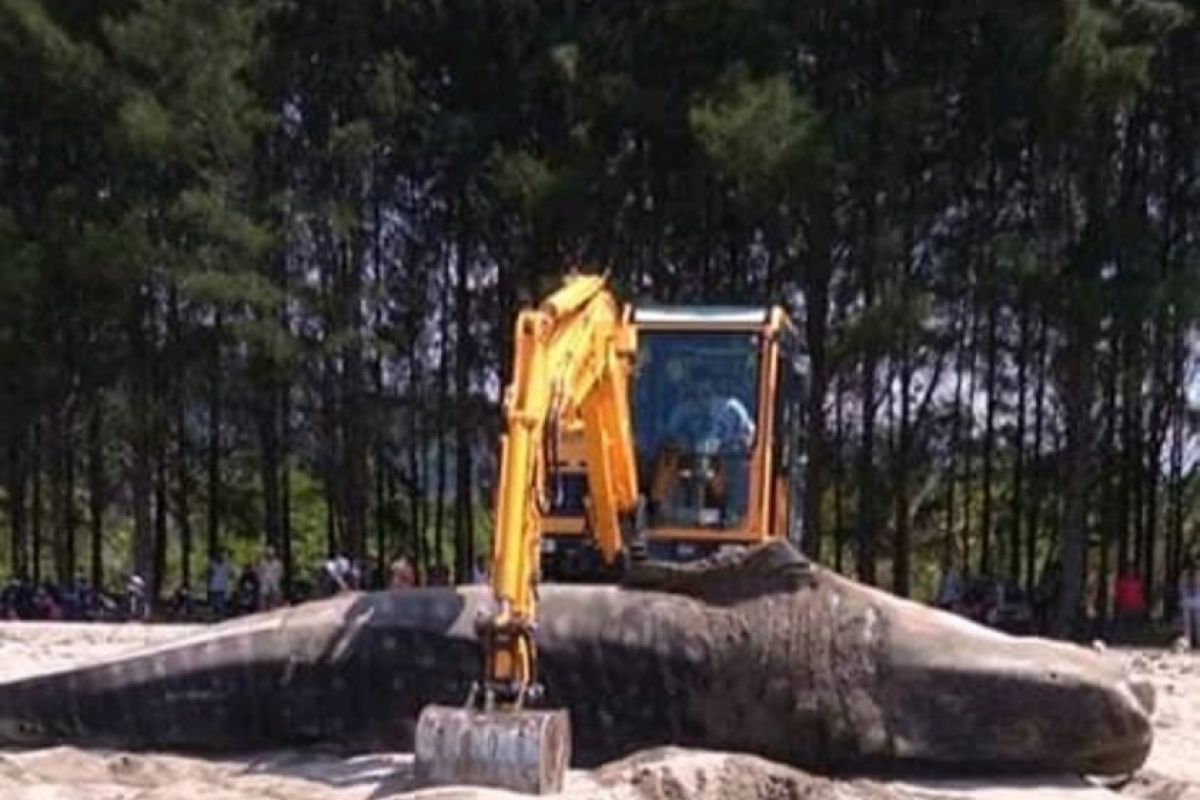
[0,621,1194,800]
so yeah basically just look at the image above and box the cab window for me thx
[632,331,760,529]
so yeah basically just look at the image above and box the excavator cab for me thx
[541,305,807,578]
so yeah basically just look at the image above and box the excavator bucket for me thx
[413,704,571,794]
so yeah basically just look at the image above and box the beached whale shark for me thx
[0,542,1154,777]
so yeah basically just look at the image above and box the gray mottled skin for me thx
[0,543,1153,776]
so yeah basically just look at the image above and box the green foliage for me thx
[1045,0,1182,132]
[0,211,41,306]
[486,148,557,218]
[689,68,820,191]
[180,270,282,313]
[367,51,416,123]
[117,93,171,157]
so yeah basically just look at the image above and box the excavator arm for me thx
[414,273,642,794]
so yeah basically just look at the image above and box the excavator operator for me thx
[665,364,756,452]
[656,364,755,526]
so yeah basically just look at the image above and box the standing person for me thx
[259,546,284,609]
[472,555,489,584]
[1179,559,1200,650]
[124,574,147,621]
[935,548,965,612]
[236,562,261,614]
[207,549,232,620]
[390,555,416,589]
[320,554,351,596]
[1035,559,1062,635]
[1112,568,1147,644]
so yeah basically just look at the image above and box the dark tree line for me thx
[1,0,1198,634]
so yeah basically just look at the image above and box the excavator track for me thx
[414,704,571,794]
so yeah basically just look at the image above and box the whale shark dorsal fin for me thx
[619,539,816,604]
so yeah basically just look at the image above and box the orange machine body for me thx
[540,303,806,578]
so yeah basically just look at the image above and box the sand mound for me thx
[0,745,921,800]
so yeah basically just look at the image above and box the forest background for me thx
[2,0,1199,634]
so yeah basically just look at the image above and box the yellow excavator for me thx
[414,272,806,794]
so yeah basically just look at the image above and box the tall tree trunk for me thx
[802,189,832,560]
[946,301,968,568]
[893,345,913,597]
[1142,424,1162,617]
[280,382,293,595]
[342,344,370,563]
[31,419,42,583]
[1026,318,1048,594]
[1009,307,1029,581]
[433,252,450,574]
[1165,307,1185,606]
[372,197,388,585]
[408,336,424,574]
[175,404,192,591]
[454,214,475,583]
[336,221,370,563]
[891,200,924,597]
[1117,337,1133,574]
[855,225,879,586]
[1055,281,1099,637]
[1097,334,1121,625]
[278,263,294,593]
[170,292,192,590]
[962,290,980,574]
[151,325,168,603]
[323,354,340,557]
[1129,374,1145,575]
[87,403,104,590]
[153,431,168,603]
[375,446,387,585]
[130,286,155,590]
[258,386,282,551]
[980,294,998,577]
[207,312,223,560]
[63,407,76,581]
[833,375,846,574]
[1142,320,1171,617]
[8,430,28,578]
[856,381,878,583]
[63,328,78,582]
[960,275,979,575]
[49,408,66,582]
[319,298,341,558]
[1167,364,1185,610]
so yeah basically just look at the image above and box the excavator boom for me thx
[414,273,641,794]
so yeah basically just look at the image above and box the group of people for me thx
[108,548,489,623]
[934,553,1200,649]
[192,549,489,621]
[195,546,286,619]
[933,564,1037,633]
[1101,560,1200,649]
[385,554,487,590]
[0,573,118,621]
[0,545,492,624]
